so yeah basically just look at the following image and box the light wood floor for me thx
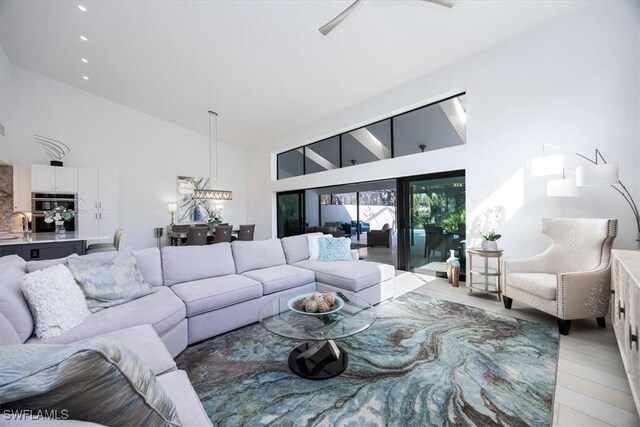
[391,272,640,427]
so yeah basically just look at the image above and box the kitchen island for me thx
[0,232,112,261]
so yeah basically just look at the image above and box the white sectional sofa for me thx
[0,234,395,426]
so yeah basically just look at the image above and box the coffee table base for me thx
[288,340,348,380]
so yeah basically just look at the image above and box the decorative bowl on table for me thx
[287,292,344,316]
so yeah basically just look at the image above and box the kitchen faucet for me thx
[7,211,31,238]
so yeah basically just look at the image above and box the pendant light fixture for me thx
[193,110,233,200]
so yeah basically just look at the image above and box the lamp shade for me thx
[526,155,564,176]
[547,179,581,197]
[576,163,618,187]
[167,203,177,213]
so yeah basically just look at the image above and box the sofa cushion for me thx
[162,243,235,286]
[507,273,557,300]
[295,260,395,292]
[0,313,21,346]
[0,338,181,427]
[82,248,164,287]
[318,237,352,262]
[232,239,286,274]
[242,264,315,295]
[156,370,213,427]
[20,265,90,339]
[281,233,320,264]
[171,275,262,317]
[26,287,185,345]
[0,255,32,343]
[97,325,176,376]
[25,254,79,273]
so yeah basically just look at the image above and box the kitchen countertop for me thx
[0,232,112,246]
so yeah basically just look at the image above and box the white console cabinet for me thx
[78,169,117,236]
[31,165,78,193]
[611,250,640,413]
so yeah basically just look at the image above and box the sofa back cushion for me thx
[0,312,21,346]
[232,239,286,274]
[0,255,32,343]
[26,255,79,273]
[162,243,235,286]
[281,233,319,264]
[82,248,164,287]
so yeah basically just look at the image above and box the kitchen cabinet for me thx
[79,210,117,236]
[12,165,31,211]
[78,168,118,236]
[31,165,78,193]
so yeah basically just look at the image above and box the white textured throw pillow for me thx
[20,264,89,339]
[307,234,331,261]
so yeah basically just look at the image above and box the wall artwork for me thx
[177,176,209,223]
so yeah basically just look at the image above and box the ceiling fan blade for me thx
[319,0,362,36]
[423,0,456,8]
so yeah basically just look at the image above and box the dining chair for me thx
[213,225,233,243]
[186,227,208,246]
[424,225,444,260]
[237,224,255,241]
[86,228,124,254]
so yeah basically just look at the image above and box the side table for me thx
[467,248,503,301]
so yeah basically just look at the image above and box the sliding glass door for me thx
[277,191,305,238]
[397,171,466,276]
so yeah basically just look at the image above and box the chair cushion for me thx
[162,243,236,286]
[26,287,185,345]
[0,338,181,427]
[0,255,33,343]
[242,265,315,295]
[506,273,558,300]
[156,370,212,427]
[171,275,262,317]
[294,260,395,292]
[231,239,286,274]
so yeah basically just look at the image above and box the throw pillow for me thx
[0,338,181,426]
[20,265,90,339]
[318,237,353,262]
[307,233,331,260]
[66,249,155,313]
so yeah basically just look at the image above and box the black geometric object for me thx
[288,341,348,380]
[50,160,63,167]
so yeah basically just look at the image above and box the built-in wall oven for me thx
[32,193,78,233]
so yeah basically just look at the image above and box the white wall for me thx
[3,54,247,249]
[247,1,640,256]
[0,46,13,163]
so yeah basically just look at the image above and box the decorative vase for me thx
[446,250,461,287]
[55,220,66,235]
[481,239,498,251]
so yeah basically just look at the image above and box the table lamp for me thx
[168,203,177,226]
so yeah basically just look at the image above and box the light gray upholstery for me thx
[0,255,33,343]
[95,325,176,376]
[25,255,79,273]
[242,264,315,295]
[83,248,164,287]
[171,275,262,317]
[294,260,395,292]
[159,319,188,359]
[0,312,21,346]
[26,287,185,345]
[156,370,213,427]
[162,244,235,286]
[281,233,319,264]
[506,273,557,300]
[232,239,286,274]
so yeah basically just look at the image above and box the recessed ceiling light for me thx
[78,5,87,12]
[80,35,88,41]
[81,58,88,63]
[82,76,89,80]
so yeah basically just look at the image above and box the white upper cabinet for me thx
[31,165,78,193]
[78,168,99,210]
[12,165,31,212]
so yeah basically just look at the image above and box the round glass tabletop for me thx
[258,291,376,341]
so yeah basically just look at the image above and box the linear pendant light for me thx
[193,110,232,200]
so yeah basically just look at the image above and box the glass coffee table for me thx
[258,291,376,380]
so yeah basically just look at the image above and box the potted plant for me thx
[481,231,501,251]
[44,206,75,235]
[205,206,223,230]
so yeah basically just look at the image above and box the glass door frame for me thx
[396,169,466,272]
[276,190,306,238]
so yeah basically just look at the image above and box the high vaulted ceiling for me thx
[0,0,587,147]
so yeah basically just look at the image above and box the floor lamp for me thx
[528,144,640,249]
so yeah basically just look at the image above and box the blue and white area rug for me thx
[176,292,559,426]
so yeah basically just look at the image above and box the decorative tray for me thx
[287,292,344,316]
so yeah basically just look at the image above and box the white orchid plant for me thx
[204,206,223,225]
[44,206,75,223]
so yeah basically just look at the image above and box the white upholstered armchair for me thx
[502,218,617,335]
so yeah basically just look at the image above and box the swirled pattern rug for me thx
[176,293,559,426]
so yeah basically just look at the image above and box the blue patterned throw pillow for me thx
[66,249,155,312]
[318,237,352,262]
